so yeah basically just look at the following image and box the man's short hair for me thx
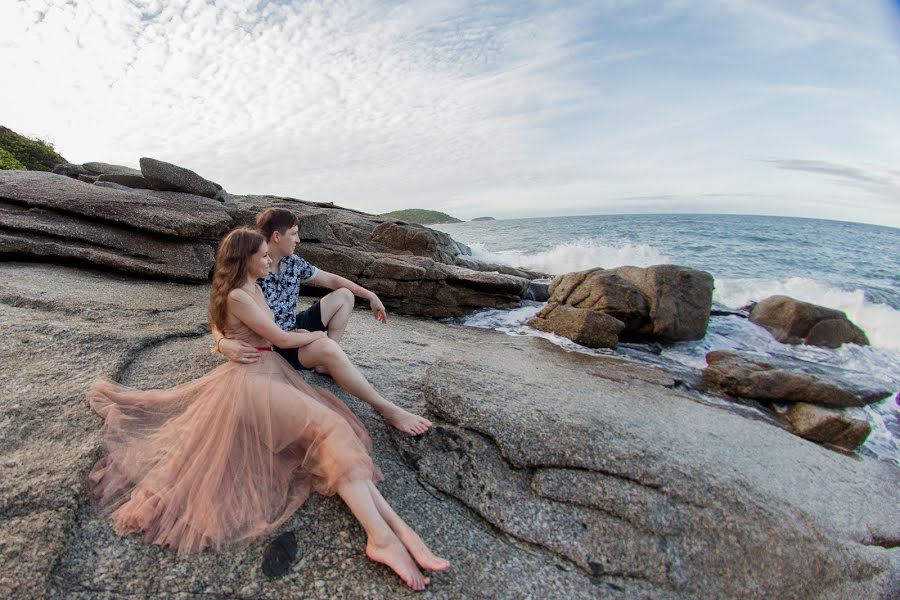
[256,208,299,240]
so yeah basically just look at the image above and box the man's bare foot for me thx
[366,535,430,591]
[393,523,450,571]
[379,405,432,436]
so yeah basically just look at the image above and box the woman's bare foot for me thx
[378,405,432,436]
[392,522,450,571]
[366,534,430,591]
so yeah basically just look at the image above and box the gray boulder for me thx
[750,295,869,347]
[703,350,891,408]
[0,171,230,280]
[82,161,143,177]
[51,163,93,179]
[96,173,151,189]
[139,157,220,198]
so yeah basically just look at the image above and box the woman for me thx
[88,228,448,591]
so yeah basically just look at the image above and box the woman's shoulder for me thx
[227,287,254,303]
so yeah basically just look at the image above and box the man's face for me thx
[273,225,300,255]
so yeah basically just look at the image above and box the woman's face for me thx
[248,241,272,278]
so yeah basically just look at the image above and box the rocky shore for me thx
[1,159,898,598]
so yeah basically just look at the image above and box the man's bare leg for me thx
[336,480,429,591]
[311,288,354,375]
[365,481,449,571]
[298,337,431,436]
[318,288,354,344]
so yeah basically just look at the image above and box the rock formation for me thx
[528,265,714,346]
[1,262,897,598]
[0,165,547,318]
[750,295,869,348]
[703,350,890,409]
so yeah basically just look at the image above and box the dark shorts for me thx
[273,302,326,371]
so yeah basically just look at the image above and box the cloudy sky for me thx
[3,0,900,226]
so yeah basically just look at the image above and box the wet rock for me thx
[613,265,714,341]
[139,157,220,199]
[547,268,649,332]
[750,295,869,347]
[703,351,891,408]
[527,302,624,348]
[524,280,550,302]
[784,403,872,451]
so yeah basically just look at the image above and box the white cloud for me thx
[1,0,899,227]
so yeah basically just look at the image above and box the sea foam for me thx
[469,238,670,274]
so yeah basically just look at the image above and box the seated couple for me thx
[86,211,446,591]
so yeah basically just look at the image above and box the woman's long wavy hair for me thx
[209,227,265,333]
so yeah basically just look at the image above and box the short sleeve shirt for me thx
[257,255,318,331]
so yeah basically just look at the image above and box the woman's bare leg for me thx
[336,480,429,591]
[365,481,449,571]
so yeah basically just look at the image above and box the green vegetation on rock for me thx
[0,146,27,170]
[381,208,462,225]
[0,125,66,171]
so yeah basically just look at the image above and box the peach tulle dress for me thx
[87,290,381,556]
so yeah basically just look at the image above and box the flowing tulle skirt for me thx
[87,353,381,556]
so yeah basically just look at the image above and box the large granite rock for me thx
[0,171,230,280]
[703,350,891,408]
[82,162,143,177]
[750,295,870,347]
[535,265,713,345]
[3,262,897,599]
[139,157,221,198]
[613,264,713,341]
[393,330,900,599]
[52,163,94,179]
[527,302,625,348]
[95,173,151,189]
[546,268,649,331]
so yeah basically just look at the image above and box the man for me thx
[214,208,431,436]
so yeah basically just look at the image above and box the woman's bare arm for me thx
[227,289,327,348]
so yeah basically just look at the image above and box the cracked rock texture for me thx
[1,262,897,599]
[0,170,543,317]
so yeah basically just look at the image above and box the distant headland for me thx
[380,208,462,225]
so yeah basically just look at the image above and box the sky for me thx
[2,0,900,226]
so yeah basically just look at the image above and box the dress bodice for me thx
[222,286,276,348]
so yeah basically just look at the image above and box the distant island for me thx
[380,208,462,225]
[471,217,496,221]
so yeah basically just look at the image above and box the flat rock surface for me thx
[1,263,897,599]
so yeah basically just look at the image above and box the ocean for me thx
[432,214,900,466]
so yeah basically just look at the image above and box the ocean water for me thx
[432,214,900,466]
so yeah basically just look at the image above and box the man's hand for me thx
[219,338,261,364]
[369,295,387,323]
